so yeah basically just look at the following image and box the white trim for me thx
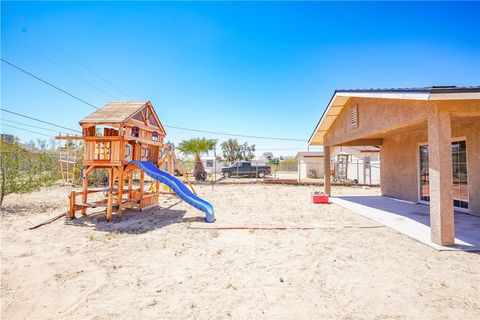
[429,92,480,100]
[336,92,430,100]
[308,90,479,146]
[416,137,470,213]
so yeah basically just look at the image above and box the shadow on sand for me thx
[65,200,188,234]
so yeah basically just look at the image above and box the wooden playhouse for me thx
[57,101,185,221]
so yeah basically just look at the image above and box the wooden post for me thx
[82,174,88,215]
[117,140,125,215]
[69,191,76,219]
[117,165,124,215]
[106,191,113,222]
[139,170,145,208]
[81,165,94,215]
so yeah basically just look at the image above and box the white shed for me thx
[295,152,324,179]
[201,157,224,174]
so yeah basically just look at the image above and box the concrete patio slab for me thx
[331,195,480,251]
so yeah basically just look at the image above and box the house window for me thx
[152,132,159,141]
[349,104,358,127]
[419,140,468,210]
[131,126,140,138]
[206,160,214,168]
[94,142,111,160]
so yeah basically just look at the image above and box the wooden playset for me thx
[56,101,195,221]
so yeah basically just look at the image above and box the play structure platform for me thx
[56,101,215,223]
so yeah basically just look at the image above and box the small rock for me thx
[279,277,284,283]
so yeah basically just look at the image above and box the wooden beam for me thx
[335,139,383,146]
[69,191,76,219]
[106,192,113,222]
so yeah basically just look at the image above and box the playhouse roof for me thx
[80,101,151,124]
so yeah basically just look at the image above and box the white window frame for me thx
[416,136,469,213]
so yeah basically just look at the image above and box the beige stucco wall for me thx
[381,117,480,216]
[323,97,430,146]
[318,97,479,215]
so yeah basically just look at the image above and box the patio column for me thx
[324,145,331,196]
[428,107,454,245]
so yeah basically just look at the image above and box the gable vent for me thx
[349,104,358,127]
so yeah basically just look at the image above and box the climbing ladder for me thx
[58,147,80,185]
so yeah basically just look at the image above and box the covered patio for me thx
[331,195,480,251]
[308,86,480,247]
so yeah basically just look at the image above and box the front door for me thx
[418,140,469,212]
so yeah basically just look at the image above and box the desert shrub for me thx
[0,139,59,206]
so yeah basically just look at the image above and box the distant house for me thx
[252,155,268,166]
[332,146,380,184]
[295,151,324,179]
[308,86,480,245]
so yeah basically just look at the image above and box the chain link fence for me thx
[175,155,381,186]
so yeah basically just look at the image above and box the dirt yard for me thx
[1,184,479,319]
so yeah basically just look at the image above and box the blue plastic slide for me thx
[130,161,215,223]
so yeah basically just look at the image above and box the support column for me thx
[82,173,88,215]
[428,107,454,245]
[117,165,124,215]
[324,145,331,196]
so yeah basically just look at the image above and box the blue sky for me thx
[1,1,479,156]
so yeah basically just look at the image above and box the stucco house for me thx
[308,86,480,245]
[295,151,324,179]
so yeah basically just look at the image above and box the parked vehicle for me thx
[221,161,271,178]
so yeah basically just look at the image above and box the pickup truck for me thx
[221,161,271,178]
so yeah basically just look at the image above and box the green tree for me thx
[0,139,59,206]
[263,152,274,160]
[177,138,215,181]
[221,139,256,163]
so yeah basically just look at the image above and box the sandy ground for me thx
[1,184,479,319]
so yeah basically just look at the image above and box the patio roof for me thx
[308,86,480,145]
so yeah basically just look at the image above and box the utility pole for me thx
[212,139,218,190]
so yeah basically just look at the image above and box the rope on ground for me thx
[28,212,67,230]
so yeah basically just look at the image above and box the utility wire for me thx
[2,118,65,133]
[2,60,308,142]
[0,108,81,133]
[1,123,54,138]
[164,125,307,142]
[1,58,99,110]
[16,39,118,99]
[25,23,132,99]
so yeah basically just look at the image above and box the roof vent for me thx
[349,104,358,128]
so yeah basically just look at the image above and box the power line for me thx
[16,39,118,99]
[165,125,308,142]
[26,24,132,99]
[2,59,308,142]
[2,118,65,133]
[0,108,81,133]
[1,123,54,138]
[1,58,99,110]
